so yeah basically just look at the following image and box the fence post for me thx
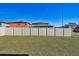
[54,27,56,36]
[38,27,39,36]
[13,27,14,36]
[30,28,31,36]
[63,28,64,37]
[46,27,47,36]
[21,28,23,36]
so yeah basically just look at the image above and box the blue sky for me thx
[0,3,79,26]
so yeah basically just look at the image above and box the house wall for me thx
[0,23,7,27]
[7,23,31,28]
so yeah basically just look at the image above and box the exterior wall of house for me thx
[7,23,31,28]
[0,23,7,27]
[32,22,53,28]
[8,23,18,27]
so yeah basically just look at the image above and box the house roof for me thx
[6,21,31,24]
[32,25,53,27]
[0,21,6,23]
[32,22,48,25]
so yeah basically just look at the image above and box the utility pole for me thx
[62,3,64,37]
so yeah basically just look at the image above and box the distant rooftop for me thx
[68,22,77,24]
[6,21,30,24]
[32,22,48,25]
[0,21,6,23]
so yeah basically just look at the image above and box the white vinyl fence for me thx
[0,27,72,36]
[0,27,5,36]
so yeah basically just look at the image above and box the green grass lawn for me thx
[0,36,79,56]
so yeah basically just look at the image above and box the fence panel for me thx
[5,27,13,36]
[14,28,22,36]
[39,28,46,36]
[31,28,38,36]
[55,28,63,36]
[64,28,72,36]
[0,27,72,36]
[0,27,5,36]
[22,28,30,36]
[47,28,54,36]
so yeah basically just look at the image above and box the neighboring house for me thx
[6,21,31,28]
[32,22,53,28]
[0,21,7,27]
[63,22,78,28]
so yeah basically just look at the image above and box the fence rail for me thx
[0,27,72,36]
